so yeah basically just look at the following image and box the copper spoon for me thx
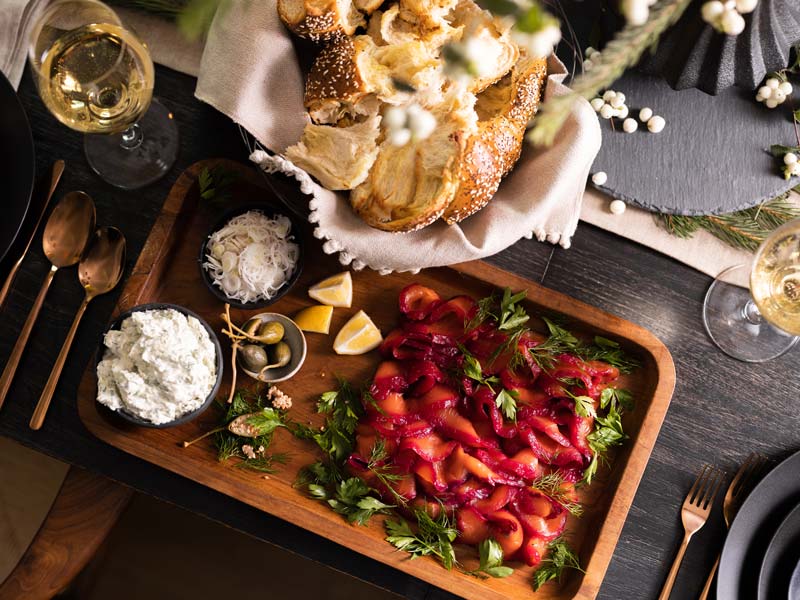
[0,160,65,309]
[0,191,95,410]
[30,226,125,430]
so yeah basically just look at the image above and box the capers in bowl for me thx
[229,312,306,383]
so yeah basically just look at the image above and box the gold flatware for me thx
[698,453,768,600]
[30,227,126,430]
[0,191,95,411]
[0,160,65,309]
[658,464,725,600]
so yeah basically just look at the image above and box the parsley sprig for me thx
[582,387,633,485]
[385,508,459,570]
[531,537,583,591]
[467,538,515,579]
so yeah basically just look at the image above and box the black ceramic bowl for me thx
[198,203,305,310]
[95,303,224,428]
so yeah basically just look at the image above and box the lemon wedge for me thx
[333,310,382,355]
[309,272,352,308]
[294,305,334,334]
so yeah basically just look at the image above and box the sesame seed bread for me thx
[442,54,547,224]
[285,114,382,190]
[277,0,365,41]
[279,0,549,233]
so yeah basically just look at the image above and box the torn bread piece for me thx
[285,114,382,190]
[350,89,477,232]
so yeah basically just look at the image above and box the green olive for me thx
[267,341,292,369]
[240,344,268,372]
[252,321,284,345]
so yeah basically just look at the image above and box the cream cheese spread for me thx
[96,308,217,425]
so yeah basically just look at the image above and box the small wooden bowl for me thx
[237,313,307,383]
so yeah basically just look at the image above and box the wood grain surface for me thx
[0,467,132,600]
[4,63,800,600]
[76,159,674,600]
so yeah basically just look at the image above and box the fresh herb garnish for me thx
[570,393,597,419]
[530,472,583,517]
[582,389,630,485]
[467,538,515,579]
[531,537,583,591]
[198,164,237,205]
[459,345,500,390]
[495,388,519,421]
[385,508,459,570]
[182,391,290,473]
[326,477,394,526]
[581,336,640,373]
[466,288,530,332]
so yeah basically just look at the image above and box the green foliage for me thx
[385,508,459,570]
[198,164,237,206]
[656,193,800,252]
[326,478,394,526]
[467,539,515,578]
[495,388,519,421]
[531,537,583,591]
[530,472,583,517]
[211,391,290,473]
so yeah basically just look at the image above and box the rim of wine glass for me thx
[27,0,125,79]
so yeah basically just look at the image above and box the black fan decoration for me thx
[639,0,800,95]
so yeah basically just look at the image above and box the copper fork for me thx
[657,465,726,600]
[697,453,768,600]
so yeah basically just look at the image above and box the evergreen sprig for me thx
[655,191,800,252]
[528,0,694,146]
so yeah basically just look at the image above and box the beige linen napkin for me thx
[196,0,601,273]
[0,0,47,88]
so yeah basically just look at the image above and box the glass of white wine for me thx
[28,0,178,189]
[703,218,800,362]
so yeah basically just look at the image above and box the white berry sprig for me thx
[591,92,667,134]
[757,74,793,109]
[783,152,800,179]
[701,0,757,36]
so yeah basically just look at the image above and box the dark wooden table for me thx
[2,63,799,600]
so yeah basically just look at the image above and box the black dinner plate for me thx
[718,449,800,600]
[758,503,800,600]
[0,70,36,264]
[789,559,800,600]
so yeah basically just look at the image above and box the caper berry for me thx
[240,344,268,372]
[252,321,284,345]
[268,341,292,368]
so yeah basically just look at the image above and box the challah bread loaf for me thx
[278,0,365,40]
[442,54,547,224]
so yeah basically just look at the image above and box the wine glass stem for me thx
[119,124,143,151]
[742,299,763,325]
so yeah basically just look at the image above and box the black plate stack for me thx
[718,449,800,600]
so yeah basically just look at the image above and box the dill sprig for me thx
[530,472,583,517]
[655,191,800,252]
[528,0,693,146]
[531,537,584,591]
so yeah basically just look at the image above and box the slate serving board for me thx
[589,69,800,215]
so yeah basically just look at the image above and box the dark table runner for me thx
[2,64,799,600]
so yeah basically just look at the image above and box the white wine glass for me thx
[703,218,800,362]
[27,0,178,189]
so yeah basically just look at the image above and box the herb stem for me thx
[182,425,226,447]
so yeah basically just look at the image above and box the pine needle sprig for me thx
[655,191,800,252]
[528,0,694,146]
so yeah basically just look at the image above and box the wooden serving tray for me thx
[78,159,675,600]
